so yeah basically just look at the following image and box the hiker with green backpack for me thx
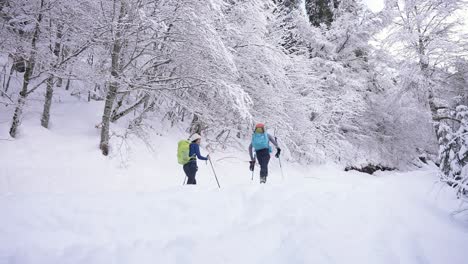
[178,133,209,185]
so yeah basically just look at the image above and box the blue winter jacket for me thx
[248,133,279,161]
[189,143,208,163]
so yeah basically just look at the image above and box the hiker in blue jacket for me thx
[248,123,281,183]
[184,133,209,185]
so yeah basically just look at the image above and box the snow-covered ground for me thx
[1,93,468,264]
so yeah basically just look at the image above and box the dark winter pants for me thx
[256,148,270,177]
[183,161,198,184]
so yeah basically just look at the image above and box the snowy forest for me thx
[1,0,468,262]
[2,0,467,197]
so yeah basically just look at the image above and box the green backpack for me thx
[177,140,193,165]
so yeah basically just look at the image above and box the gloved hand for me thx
[249,160,255,171]
[275,148,281,158]
[207,154,210,160]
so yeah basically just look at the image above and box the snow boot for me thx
[260,176,266,184]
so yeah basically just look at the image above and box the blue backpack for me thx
[252,132,272,152]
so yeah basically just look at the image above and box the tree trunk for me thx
[99,0,125,156]
[40,21,62,129]
[65,77,71,91]
[190,114,202,134]
[56,77,62,88]
[99,82,118,156]
[9,64,33,137]
[9,95,26,137]
[110,92,128,120]
[415,15,439,141]
[3,64,14,93]
[111,94,148,122]
[0,65,3,93]
[40,76,54,128]
[305,0,337,28]
[9,0,44,138]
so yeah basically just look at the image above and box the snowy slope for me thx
[1,93,468,264]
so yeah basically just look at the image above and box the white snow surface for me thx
[1,93,468,264]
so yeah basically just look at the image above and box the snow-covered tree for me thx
[279,0,385,164]
[383,0,466,120]
[2,0,45,138]
[439,105,468,200]
[39,1,97,128]
[3,0,465,169]
[305,0,340,27]
[94,0,252,155]
[1,0,98,135]
[375,0,467,167]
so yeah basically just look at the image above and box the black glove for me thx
[275,148,281,158]
[249,160,255,171]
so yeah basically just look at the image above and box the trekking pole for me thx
[182,176,187,185]
[275,136,285,180]
[251,153,256,181]
[208,158,221,188]
[278,155,284,180]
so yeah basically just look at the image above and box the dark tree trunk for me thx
[111,93,128,120]
[100,82,118,155]
[40,76,54,128]
[99,0,126,156]
[190,114,202,135]
[3,64,14,93]
[56,77,63,87]
[65,77,71,91]
[9,0,44,138]
[305,0,339,28]
[41,22,62,129]
[111,94,148,123]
